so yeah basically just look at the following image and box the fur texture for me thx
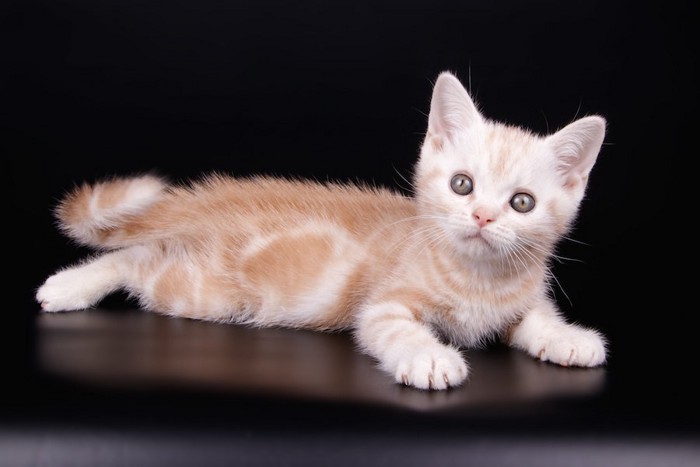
[37,72,608,390]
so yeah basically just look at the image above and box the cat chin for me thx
[454,235,498,260]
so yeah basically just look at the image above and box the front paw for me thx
[531,326,607,367]
[393,345,468,390]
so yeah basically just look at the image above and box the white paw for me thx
[531,326,607,367]
[393,345,468,390]
[36,268,101,312]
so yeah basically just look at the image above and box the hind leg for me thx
[37,248,142,312]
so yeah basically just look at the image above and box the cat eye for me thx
[510,193,535,213]
[450,174,473,196]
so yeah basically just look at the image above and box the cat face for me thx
[415,72,606,264]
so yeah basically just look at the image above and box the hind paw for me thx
[36,268,102,312]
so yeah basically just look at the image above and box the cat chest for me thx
[432,280,539,345]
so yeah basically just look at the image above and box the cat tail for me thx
[54,174,171,250]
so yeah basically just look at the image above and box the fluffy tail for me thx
[55,174,169,249]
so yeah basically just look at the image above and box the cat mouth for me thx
[463,232,494,248]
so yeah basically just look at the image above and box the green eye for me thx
[450,174,473,195]
[510,193,535,213]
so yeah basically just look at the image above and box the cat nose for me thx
[473,207,497,228]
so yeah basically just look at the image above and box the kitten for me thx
[36,71,607,390]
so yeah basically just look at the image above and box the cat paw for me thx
[393,345,468,390]
[531,326,607,367]
[36,268,98,312]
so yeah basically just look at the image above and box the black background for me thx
[3,0,696,418]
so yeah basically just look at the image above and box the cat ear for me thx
[428,72,482,147]
[547,116,606,191]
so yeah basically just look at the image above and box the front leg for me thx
[507,299,607,367]
[355,301,467,390]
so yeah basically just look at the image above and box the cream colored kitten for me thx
[36,72,607,390]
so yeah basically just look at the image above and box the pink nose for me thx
[473,208,497,228]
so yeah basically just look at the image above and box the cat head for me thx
[415,71,606,265]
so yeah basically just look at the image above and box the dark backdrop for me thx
[4,0,695,413]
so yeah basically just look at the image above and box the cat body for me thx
[37,72,607,390]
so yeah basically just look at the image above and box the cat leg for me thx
[355,301,468,390]
[36,248,141,312]
[507,300,607,367]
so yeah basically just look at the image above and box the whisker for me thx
[561,235,591,247]
[549,272,573,308]
[509,245,535,282]
[392,166,416,195]
[381,222,450,261]
[551,254,585,264]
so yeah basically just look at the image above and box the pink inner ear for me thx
[429,134,443,151]
[564,173,590,192]
[549,116,606,187]
[564,175,581,191]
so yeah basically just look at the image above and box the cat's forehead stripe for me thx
[484,124,538,178]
